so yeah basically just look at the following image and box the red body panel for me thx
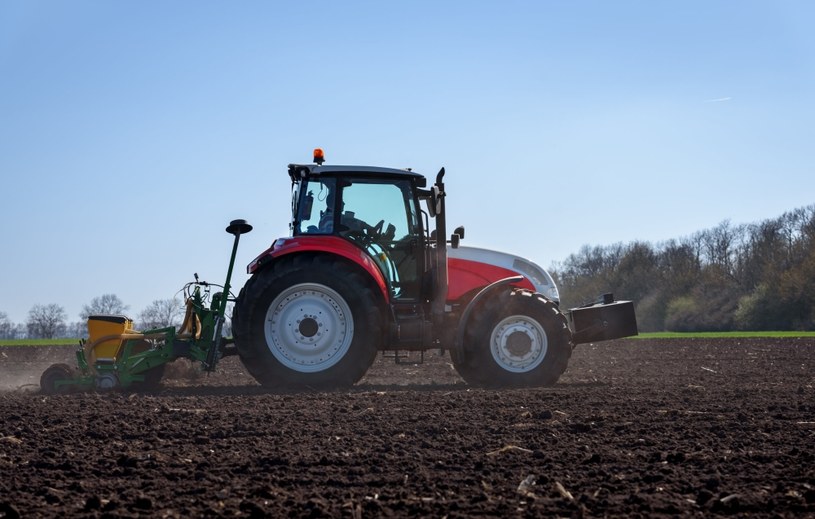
[247,237,534,306]
[247,236,390,302]
[447,257,534,301]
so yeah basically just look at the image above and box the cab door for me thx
[338,179,422,300]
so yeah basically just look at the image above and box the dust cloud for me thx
[0,346,74,392]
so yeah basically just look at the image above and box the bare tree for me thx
[0,311,13,339]
[80,294,129,320]
[66,321,86,339]
[13,323,26,340]
[26,304,67,339]
[138,298,184,330]
[702,220,746,276]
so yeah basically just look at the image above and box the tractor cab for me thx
[287,151,436,302]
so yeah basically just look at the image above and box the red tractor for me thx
[232,149,637,389]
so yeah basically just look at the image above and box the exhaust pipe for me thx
[431,168,447,322]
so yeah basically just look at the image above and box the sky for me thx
[1,1,814,325]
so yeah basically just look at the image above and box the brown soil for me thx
[1,338,813,517]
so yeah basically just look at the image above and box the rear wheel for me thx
[452,289,572,388]
[233,255,381,389]
[40,363,75,394]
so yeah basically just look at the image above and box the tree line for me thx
[0,295,186,340]
[551,204,815,332]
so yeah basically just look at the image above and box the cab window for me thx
[297,178,336,234]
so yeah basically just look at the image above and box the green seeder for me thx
[40,219,253,393]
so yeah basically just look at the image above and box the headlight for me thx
[512,259,560,302]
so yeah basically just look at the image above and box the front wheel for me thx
[232,255,381,389]
[452,289,572,388]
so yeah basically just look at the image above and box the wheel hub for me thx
[505,330,533,357]
[265,284,354,373]
[298,316,320,338]
[96,373,118,390]
[490,315,548,373]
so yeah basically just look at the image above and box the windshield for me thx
[295,177,418,238]
[340,179,417,240]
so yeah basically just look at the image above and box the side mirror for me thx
[302,192,314,221]
[427,186,440,217]
[453,225,465,240]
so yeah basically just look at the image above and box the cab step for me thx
[382,350,425,365]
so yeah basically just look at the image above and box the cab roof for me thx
[287,163,427,186]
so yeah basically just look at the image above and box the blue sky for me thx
[1,1,813,324]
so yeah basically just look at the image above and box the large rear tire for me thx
[452,289,572,388]
[232,255,381,389]
[40,363,75,394]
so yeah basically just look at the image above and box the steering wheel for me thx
[368,219,385,243]
[342,219,386,248]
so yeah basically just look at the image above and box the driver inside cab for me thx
[317,188,369,235]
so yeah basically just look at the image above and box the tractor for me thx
[40,149,637,393]
[231,149,637,389]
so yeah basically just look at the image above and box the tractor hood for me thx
[447,246,560,303]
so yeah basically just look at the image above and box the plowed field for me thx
[1,338,813,517]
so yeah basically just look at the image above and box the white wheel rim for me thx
[264,283,354,373]
[490,315,548,373]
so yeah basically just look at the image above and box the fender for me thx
[454,276,524,351]
[246,236,390,303]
